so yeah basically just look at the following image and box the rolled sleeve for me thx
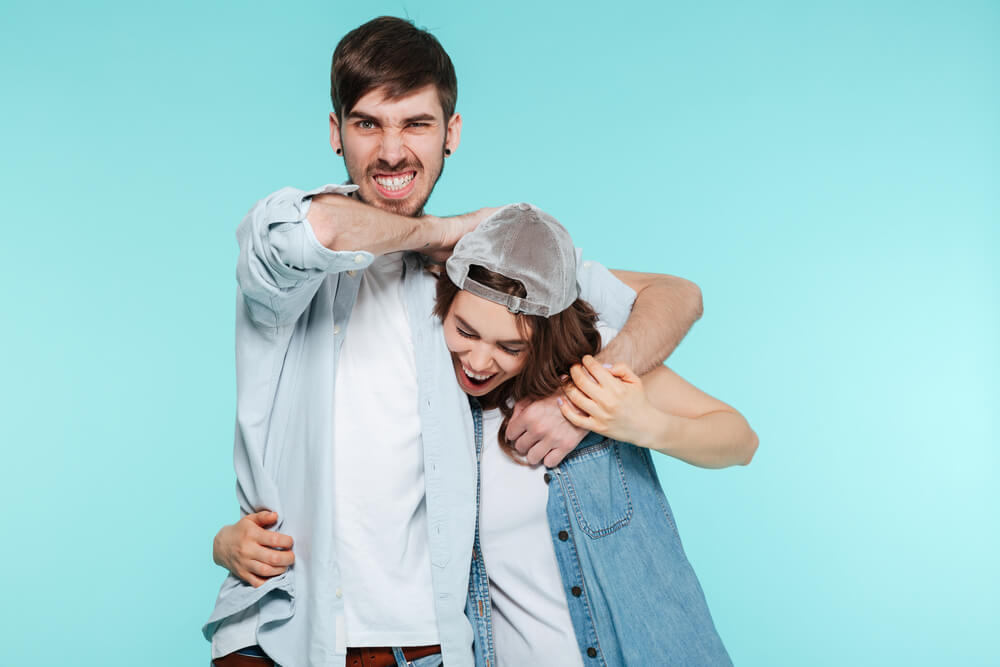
[576,249,636,330]
[236,184,373,329]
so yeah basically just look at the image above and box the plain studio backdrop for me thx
[1,1,996,665]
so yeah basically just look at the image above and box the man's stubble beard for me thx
[345,146,448,218]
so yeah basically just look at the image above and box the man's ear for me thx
[445,113,462,155]
[329,112,343,155]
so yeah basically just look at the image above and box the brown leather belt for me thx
[346,644,441,667]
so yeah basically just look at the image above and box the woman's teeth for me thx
[374,172,415,191]
[464,368,495,384]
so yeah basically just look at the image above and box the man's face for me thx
[330,84,461,217]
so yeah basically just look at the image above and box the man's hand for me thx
[213,510,294,588]
[422,207,501,263]
[505,394,589,467]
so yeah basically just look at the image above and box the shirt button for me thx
[587,647,598,658]
[583,260,593,269]
[353,254,365,264]
[558,530,569,541]
[335,588,342,598]
[543,472,551,484]
[333,325,341,335]
[347,270,357,277]
[571,586,582,597]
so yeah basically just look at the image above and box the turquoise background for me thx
[2,1,996,665]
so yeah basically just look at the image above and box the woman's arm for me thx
[558,356,758,469]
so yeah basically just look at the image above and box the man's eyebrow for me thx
[345,111,439,125]
[402,113,439,124]
[345,110,379,123]
[455,315,527,346]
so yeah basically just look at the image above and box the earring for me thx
[445,148,451,156]
[336,148,342,155]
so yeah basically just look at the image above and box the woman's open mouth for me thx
[462,365,496,388]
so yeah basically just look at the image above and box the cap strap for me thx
[462,279,550,317]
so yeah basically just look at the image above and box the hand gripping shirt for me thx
[202,185,637,667]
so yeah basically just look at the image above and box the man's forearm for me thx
[596,271,703,374]
[306,193,451,256]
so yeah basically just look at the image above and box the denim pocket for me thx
[560,439,633,538]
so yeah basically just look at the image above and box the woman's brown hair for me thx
[434,265,601,461]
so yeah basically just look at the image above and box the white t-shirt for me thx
[479,409,585,667]
[332,252,438,647]
[479,324,617,667]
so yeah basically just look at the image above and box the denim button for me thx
[587,647,598,658]
[543,472,552,484]
[571,586,582,597]
[558,530,569,541]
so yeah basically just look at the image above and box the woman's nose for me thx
[467,343,493,372]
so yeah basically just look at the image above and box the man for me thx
[204,16,702,667]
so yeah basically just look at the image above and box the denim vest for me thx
[467,403,732,667]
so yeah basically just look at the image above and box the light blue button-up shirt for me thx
[203,185,637,667]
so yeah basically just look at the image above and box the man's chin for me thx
[354,187,427,218]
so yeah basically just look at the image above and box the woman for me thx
[214,204,757,666]
[437,205,755,667]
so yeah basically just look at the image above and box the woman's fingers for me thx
[569,362,602,398]
[607,362,641,384]
[562,383,606,421]
[558,397,595,430]
[581,355,618,386]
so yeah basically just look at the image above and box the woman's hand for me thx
[558,355,663,447]
[213,511,295,588]
[559,356,759,468]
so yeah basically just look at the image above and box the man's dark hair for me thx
[331,16,458,121]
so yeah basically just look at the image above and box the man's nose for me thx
[378,131,406,167]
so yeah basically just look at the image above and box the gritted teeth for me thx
[373,171,416,191]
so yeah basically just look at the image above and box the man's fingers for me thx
[260,529,294,550]
[542,447,570,468]
[246,510,278,528]
[249,560,289,578]
[524,440,551,466]
[243,571,268,588]
[505,402,529,442]
[512,432,540,455]
[253,544,295,568]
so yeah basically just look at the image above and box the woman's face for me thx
[443,290,531,396]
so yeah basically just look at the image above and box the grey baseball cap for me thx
[446,202,578,317]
